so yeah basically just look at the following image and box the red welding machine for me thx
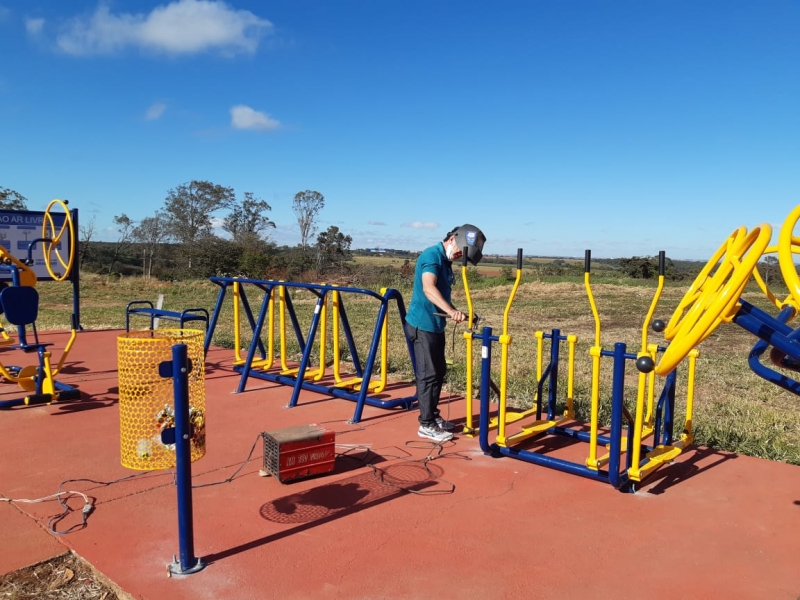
[262,424,336,483]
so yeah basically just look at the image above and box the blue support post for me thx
[607,342,627,490]
[478,326,494,454]
[350,299,390,423]
[204,283,228,355]
[236,283,275,394]
[547,328,561,420]
[287,292,326,408]
[165,343,205,576]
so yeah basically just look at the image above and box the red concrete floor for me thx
[1,329,799,600]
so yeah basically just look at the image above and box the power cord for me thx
[336,439,470,495]
[1,491,92,535]
[191,432,263,489]
[2,434,264,536]
[1,471,155,535]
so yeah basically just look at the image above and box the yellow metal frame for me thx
[585,252,695,475]
[778,205,800,311]
[585,266,605,469]
[333,287,389,393]
[232,280,276,369]
[462,260,478,433]
[627,348,698,482]
[42,199,75,282]
[229,281,390,392]
[656,224,771,376]
[0,200,78,395]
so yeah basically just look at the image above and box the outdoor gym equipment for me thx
[0,200,81,408]
[637,207,800,404]
[470,247,698,490]
[204,277,416,424]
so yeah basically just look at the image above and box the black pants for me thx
[404,322,446,427]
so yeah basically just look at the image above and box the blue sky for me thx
[1,1,798,260]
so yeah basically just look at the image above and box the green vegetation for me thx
[35,267,800,466]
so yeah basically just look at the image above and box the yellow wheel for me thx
[42,199,74,282]
[663,226,747,341]
[779,205,800,311]
[751,242,800,312]
[656,224,771,375]
[16,365,38,392]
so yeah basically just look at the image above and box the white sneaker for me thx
[436,417,455,431]
[418,424,454,443]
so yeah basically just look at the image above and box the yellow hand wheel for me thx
[779,205,800,311]
[662,226,747,341]
[751,242,800,312]
[42,199,75,282]
[654,224,771,375]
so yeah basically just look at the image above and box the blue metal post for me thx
[288,292,326,408]
[478,326,494,454]
[607,342,627,489]
[70,208,82,330]
[236,283,274,394]
[547,328,561,420]
[167,343,205,575]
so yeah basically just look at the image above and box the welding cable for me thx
[336,441,467,496]
[191,432,263,489]
[49,471,161,535]
[1,490,93,535]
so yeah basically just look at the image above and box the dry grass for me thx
[0,552,124,600]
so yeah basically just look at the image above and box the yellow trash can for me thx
[117,329,206,470]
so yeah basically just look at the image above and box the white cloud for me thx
[144,102,166,120]
[402,221,439,229]
[25,18,45,34]
[57,0,272,56]
[368,220,387,226]
[230,104,280,131]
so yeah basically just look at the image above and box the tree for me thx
[223,191,276,248]
[132,212,170,280]
[163,180,235,268]
[315,225,352,272]
[192,235,242,278]
[0,187,28,210]
[107,213,134,278]
[292,190,325,250]
[619,256,657,279]
[79,215,96,268]
[758,255,781,288]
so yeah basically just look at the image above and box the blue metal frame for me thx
[737,299,800,395]
[476,325,681,491]
[204,277,418,424]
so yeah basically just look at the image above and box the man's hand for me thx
[449,309,466,323]
[433,310,467,323]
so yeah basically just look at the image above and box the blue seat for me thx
[0,286,48,351]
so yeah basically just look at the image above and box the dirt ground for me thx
[0,552,125,600]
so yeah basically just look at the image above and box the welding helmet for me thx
[446,224,486,265]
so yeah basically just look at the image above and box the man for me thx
[404,224,487,442]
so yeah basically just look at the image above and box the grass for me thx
[31,272,800,465]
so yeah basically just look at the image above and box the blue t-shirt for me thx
[405,242,454,333]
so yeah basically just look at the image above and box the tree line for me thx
[1,183,353,281]
[3,183,744,285]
